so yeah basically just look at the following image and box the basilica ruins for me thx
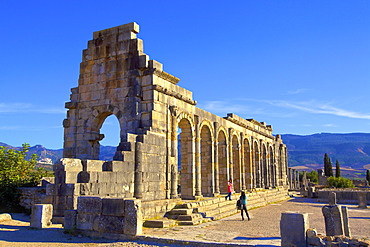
[45,22,290,236]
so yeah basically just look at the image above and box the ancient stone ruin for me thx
[43,22,289,236]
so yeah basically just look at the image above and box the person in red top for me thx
[225,179,233,200]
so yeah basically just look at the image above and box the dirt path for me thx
[0,197,369,247]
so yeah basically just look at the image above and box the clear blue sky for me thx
[1,1,369,149]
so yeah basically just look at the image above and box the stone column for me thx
[280,212,309,247]
[288,168,292,190]
[240,133,246,191]
[302,171,307,189]
[214,139,220,194]
[134,142,143,199]
[296,170,300,190]
[228,128,233,182]
[194,116,201,197]
[341,206,351,237]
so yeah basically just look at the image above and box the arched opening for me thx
[178,118,194,198]
[218,130,228,193]
[232,135,241,192]
[99,114,121,160]
[262,144,268,188]
[269,146,275,187]
[200,125,213,196]
[279,146,283,186]
[243,139,252,190]
[253,142,261,188]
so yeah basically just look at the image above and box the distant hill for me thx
[281,133,370,178]
[2,132,370,178]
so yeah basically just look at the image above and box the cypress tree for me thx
[366,170,370,183]
[324,153,329,176]
[335,160,340,178]
[324,153,333,177]
[328,157,333,177]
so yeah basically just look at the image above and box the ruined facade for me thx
[60,22,288,205]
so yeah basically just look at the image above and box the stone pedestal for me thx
[30,204,53,228]
[280,212,309,247]
[357,192,368,209]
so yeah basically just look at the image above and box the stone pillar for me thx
[322,202,344,236]
[240,133,246,191]
[134,142,143,199]
[194,116,201,197]
[228,128,233,182]
[30,204,53,228]
[341,206,351,237]
[288,168,292,190]
[296,170,300,189]
[214,139,220,194]
[280,212,309,247]
[170,164,178,199]
[358,192,368,209]
[302,171,307,189]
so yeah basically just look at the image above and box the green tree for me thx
[335,160,341,178]
[366,170,370,183]
[306,170,318,184]
[324,153,333,177]
[327,176,355,188]
[0,144,47,209]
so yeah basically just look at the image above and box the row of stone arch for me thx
[175,114,288,199]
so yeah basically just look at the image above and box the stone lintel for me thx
[93,22,139,39]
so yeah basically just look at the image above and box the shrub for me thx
[0,143,48,209]
[327,176,355,188]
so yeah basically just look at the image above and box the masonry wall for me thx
[60,22,289,206]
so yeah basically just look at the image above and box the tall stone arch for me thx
[232,134,241,192]
[217,128,228,194]
[177,116,195,199]
[253,140,261,188]
[199,122,214,196]
[243,138,252,190]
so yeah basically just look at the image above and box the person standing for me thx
[225,179,233,200]
[240,191,250,221]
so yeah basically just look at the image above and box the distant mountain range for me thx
[281,133,370,178]
[1,133,370,178]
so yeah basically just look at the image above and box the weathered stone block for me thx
[30,204,53,228]
[58,158,83,172]
[76,213,97,230]
[65,171,79,183]
[280,212,309,247]
[64,210,77,230]
[322,205,344,236]
[124,199,142,236]
[102,198,125,216]
[77,196,102,214]
[93,215,125,233]
[83,159,104,172]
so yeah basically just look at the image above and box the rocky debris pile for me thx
[306,228,369,247]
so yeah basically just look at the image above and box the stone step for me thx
[143,218,177,228]
[177,213,203,221]
[200,203,238,218]
[195,199,236,213]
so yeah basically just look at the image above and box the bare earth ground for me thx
[0,196,369,247]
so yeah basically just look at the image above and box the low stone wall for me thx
[18,187,47,209]
[65,196,142,238]
[316,189,370,204]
